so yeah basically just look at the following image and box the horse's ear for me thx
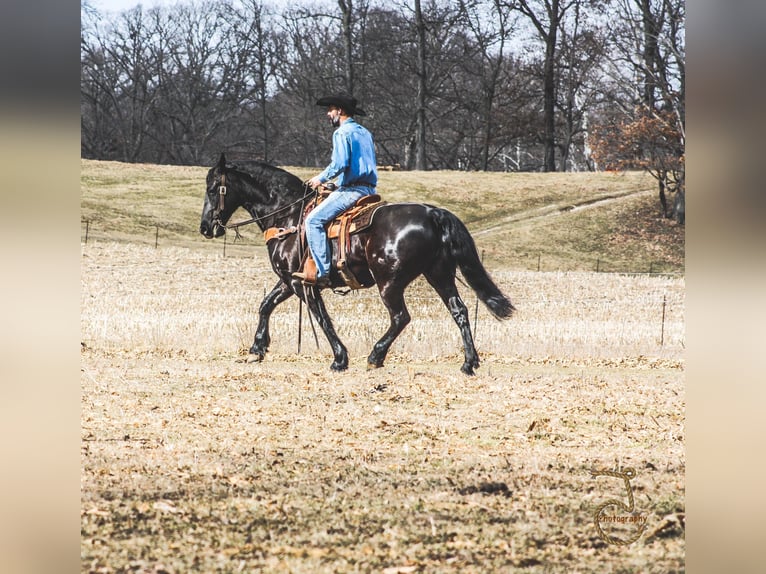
[217,153,226,171]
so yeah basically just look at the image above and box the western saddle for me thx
[263,190,386,289]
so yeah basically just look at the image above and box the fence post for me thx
[84,220,89,244]
[155,225,159,249]
[660,294,667,346]
[537,253,541,272]
[596,259,600,272]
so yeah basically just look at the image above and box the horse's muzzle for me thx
[200,221,225,239]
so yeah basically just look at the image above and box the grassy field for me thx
[81,161,684,572]
[80,159,683,274]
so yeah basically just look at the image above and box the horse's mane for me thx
[227,160,305,200]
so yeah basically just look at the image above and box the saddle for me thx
[263,193,386,289]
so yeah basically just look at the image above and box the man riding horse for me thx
[199,96,514,374]
[292,94,378,288]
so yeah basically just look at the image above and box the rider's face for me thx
[327,106,342,127]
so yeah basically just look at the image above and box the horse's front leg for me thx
[247,280,294,362]
[303,286,349,371]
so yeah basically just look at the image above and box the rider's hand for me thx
[307,176,323,189]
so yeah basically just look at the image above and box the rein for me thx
[214,176,317,240]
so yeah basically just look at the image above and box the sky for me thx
[91,0,178,14]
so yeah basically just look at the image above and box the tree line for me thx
[80,0,684,217]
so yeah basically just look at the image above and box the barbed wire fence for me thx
[81,219,684,351]
[80,218,684,276]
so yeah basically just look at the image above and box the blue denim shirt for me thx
[317,118,378,188]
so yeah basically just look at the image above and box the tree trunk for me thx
[542,2,558,172]
[414,0,427,170]
[639,0,657,109]
[517,0,564,173]
[658,171,668,217]
[338,0,355,93]
[481,96,493,171]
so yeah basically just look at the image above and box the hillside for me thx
[80,159,684,274]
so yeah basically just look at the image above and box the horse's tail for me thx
[431,207,515,319]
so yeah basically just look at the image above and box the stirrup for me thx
[292,271,330,288]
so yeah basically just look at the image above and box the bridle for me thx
[211,171,317,239]
[212,172,228,229]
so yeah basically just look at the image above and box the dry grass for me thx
[81,242,684,573]
[80,160,683,273]
[80,243,683,361]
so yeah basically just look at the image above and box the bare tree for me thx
[273,5,345,165]
[354,7,415,165]
[515,0,583,171]
[81,0,683,182]
[413,0,428,170]
[457,0,518,170]
[337,0,356,93]
[554,0,607,171]
[226,0,282,162]
[392,0,465,170]
[81,6,162,162]
[595,0,685,218]
[81,10,121,158]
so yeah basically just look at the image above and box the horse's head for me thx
[200,153,240,238]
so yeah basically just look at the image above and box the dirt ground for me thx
[81,243,685,573]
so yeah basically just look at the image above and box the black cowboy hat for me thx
[316,93,366,116]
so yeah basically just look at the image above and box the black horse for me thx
[199,154,514,374]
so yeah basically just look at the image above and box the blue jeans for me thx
[305,185,376,278]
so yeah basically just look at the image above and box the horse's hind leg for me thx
[248,280,293,362]
[424,272,480,375]
[367,282,411,369]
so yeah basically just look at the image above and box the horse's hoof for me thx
[367,361,383,370]
[331,362,348,372]
[460,363,476,375]
[246,353,264,363]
